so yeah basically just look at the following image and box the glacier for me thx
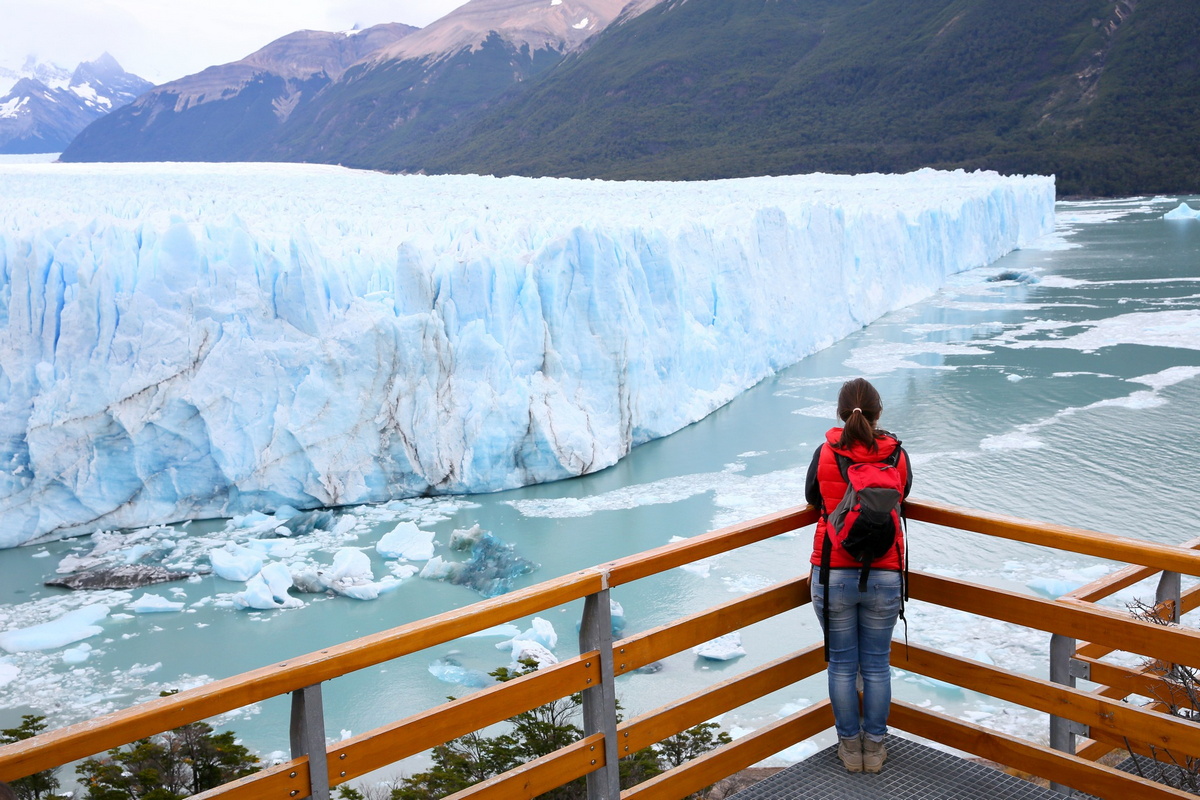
[0,163,1055,547]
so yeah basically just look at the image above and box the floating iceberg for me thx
[126,593,185,613]
[1164,202,1200,220]
[62,643,93,663]
[506,640,558,670]
[210,545,264,582]
[314,547,398,600]
[693,632,746,661]
[0,164,1055,547]
[0,604,109,652]
[496,617,557,652]
[376,522,435,560]
[232,562,304,610]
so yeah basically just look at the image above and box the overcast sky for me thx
[0,0,469,85]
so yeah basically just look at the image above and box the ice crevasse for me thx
[0,163,1056,547]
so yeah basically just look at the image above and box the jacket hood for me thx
[824,427,900,462]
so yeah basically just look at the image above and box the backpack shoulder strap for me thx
[833,451,853,482]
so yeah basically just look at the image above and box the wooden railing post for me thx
[1157,570,1182,623]
[1048,633,1087,796]
[579,583,620,800]
[290,684,330,800]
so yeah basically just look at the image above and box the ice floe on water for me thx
[1164,202,1200,220]
[979,366,1200,451]
[843,341,988,374]
[126,594,186,614]
[694,632,745,661]
[507,467,749,518]
[0,663,19,687]
[0,604,110,652]
[211,545,265,582]
[1004,309,1200,353]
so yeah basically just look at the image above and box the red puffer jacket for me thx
[805,427,912,570]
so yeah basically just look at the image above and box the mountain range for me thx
[0,54,152,154]
[62,0,645,165]
[60,0,1200,196]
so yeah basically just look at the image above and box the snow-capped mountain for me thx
[61,0,662,164]
[0,53,152,154]
[0,57,72,97]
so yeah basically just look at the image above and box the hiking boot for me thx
[862,736,887,773]
[837,734,863,772]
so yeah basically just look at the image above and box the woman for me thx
[805,377,912,774]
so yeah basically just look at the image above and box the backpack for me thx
[826,449,906,566]
[817,442,909,660]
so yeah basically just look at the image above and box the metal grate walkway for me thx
[728,735,1070,800]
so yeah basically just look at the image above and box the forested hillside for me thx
[406,0,1199,196]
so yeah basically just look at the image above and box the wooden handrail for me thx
[6,498,1200,800]
[909,571,1200,666]
[0,506,815,781]
[906,500,1200,577]
[0,568,604,781]
[897,643,1200,759]
[1062,539,1200,602]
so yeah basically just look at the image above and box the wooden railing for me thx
[2,499,1200,800]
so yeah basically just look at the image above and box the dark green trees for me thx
[76,721,259,800]
[0,717,60,800]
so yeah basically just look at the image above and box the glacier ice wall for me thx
[0,163,1055,546]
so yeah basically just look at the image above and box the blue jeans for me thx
[811,567,902,740]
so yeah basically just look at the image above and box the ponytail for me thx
[835,378,883,451]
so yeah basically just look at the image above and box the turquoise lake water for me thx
[2,194,1199,777]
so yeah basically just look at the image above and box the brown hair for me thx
[835,377,883,451]
[0,781,17,800]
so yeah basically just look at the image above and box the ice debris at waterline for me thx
[418,524,538,598]
[42,499,479,617]
[0,163,1055,547]
[1164,202,1200,220]
[428,657,493,688]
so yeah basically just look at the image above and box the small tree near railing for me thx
[74,691,260,800]
[0,717,60,800]
[1125,598,1200,794]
